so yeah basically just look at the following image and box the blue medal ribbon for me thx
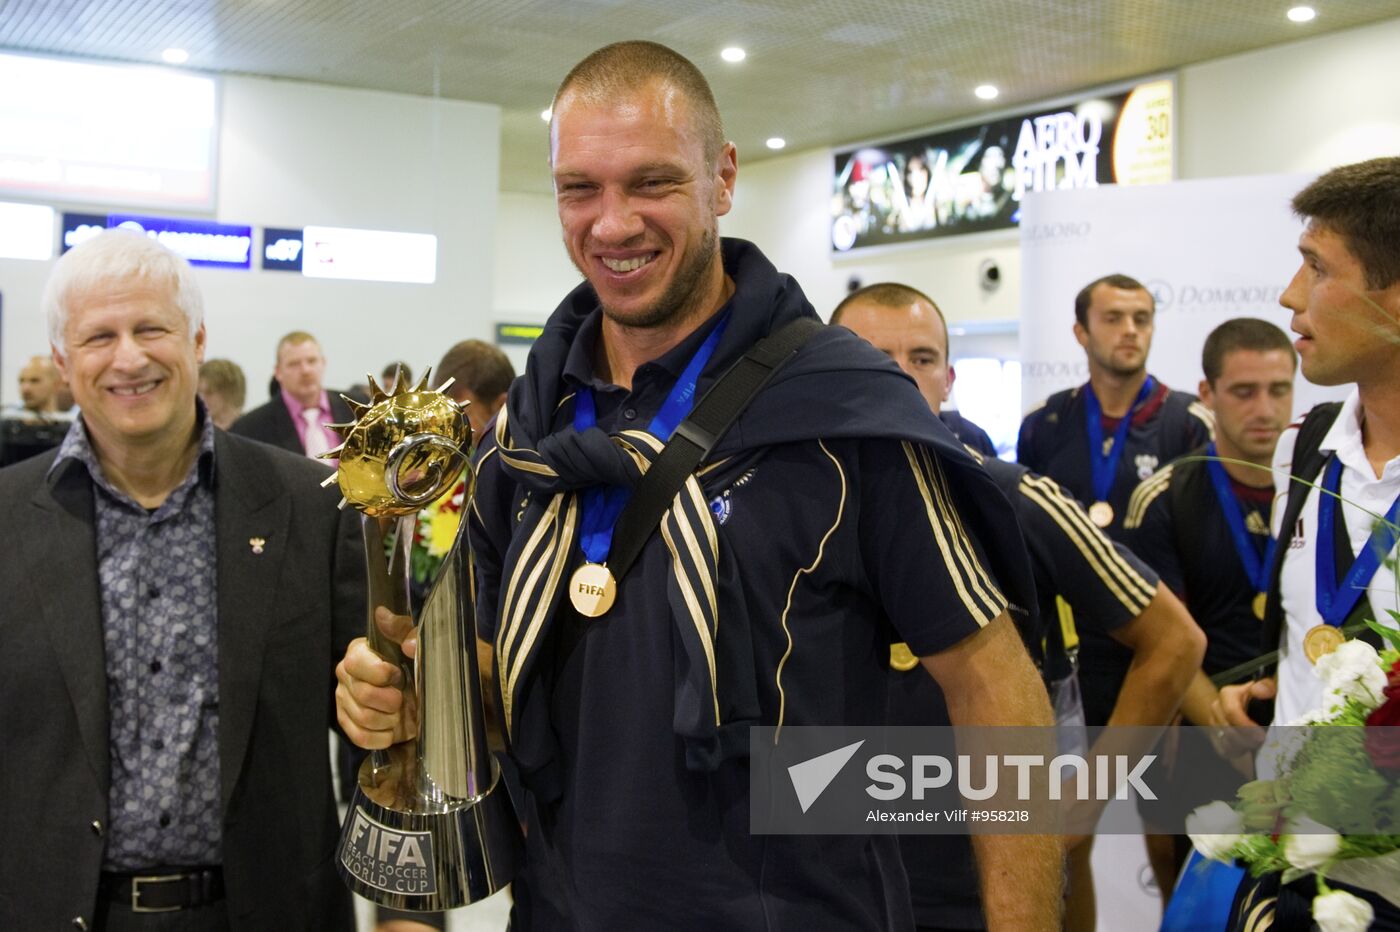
[1315,455,1400,627]
[572,313,731,565]
[1084,376,1155,505]
[1204,442,1275,594]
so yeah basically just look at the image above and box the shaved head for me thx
[552,40,725,165]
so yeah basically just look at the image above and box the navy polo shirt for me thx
[888,456,1158,929]
[470,308,1009,930]
[1016,379,1210,724]
[1123,449,1268,677]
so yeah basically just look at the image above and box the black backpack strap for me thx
[1260,402,1344,652]
[607,317,823,581]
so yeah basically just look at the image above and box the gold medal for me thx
[1303,624,1345,664]
[569,563,617,618]
[1088,501,1114,528]
[1252,592,1267,620]
[889,642,920,672]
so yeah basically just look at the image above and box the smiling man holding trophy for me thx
[335,41,1060,932]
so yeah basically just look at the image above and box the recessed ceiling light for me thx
[721,47,746,63]
[162,48,189,65]
[974,84,999,100]
[766,137,786,150]
[1287,5,1316,22]
[540,108,552,122]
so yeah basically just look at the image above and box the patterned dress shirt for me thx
[49,413,222,869]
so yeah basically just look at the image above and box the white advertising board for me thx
[301,225,437,284]
[1019,174,1348,420]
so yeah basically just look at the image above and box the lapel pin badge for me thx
[249,536,266,555]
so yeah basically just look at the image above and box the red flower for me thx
[1366,675,1400,773]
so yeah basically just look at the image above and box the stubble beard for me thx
[1218,420,1273,466]
[595,225,721,331]
[1090,341,1148,379]
[1105,359,1147,379]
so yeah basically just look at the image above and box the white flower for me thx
[1289,706,1340,725]
[1186,801,1245,862]
[1313,888,1375,932]
[1314,640,1388,710]
[1283,817,1342,870]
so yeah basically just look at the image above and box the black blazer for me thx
[0,430,364,930]
[230,391,355,456]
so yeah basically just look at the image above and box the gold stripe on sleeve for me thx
[1123,464,1175,529]
[900,442,1005,627]
[501,495,578,730]
[1021,474,1156,612]
[1188,401,1216,435]
[467,445,498,527]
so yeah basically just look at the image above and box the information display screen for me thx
[62,212,252,269]
[831,78,1173,252]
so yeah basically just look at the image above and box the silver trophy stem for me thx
[338,481,519,909]
[361,515,415,778]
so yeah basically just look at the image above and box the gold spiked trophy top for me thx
[323,369,519,910]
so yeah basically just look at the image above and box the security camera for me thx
[978,259,1001,292]
[847,275,863,293]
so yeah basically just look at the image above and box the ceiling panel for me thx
[2,0,1397,193]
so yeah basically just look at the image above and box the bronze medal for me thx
[889,642,920,672]
[569,563,617,618]
[1252,592,1267,620]
[1303,624,1345,664]
[1088,501,1114,528]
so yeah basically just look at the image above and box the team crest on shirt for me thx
[1134,454,1158,480]
[710,494,732,524]
[708,468,757,525]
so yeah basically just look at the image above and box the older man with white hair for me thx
[0,229,363,931]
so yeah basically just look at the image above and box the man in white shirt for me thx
[1267,392,1400,724]
[1218,157,1400,730]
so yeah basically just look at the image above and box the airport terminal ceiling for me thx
[3,0,1400,192]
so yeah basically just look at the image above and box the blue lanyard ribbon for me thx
[1204,442,1275,593]
[1315,455,1400,627]
[572,313,731,564]
[1083,377,1155,503]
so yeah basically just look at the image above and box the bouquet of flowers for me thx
[410,479,467,587]
[1187,621,1400,931]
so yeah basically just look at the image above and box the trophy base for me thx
[336,743,520,911]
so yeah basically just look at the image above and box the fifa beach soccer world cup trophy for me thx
[323,369,519,911]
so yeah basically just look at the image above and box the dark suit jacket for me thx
[0,430,364,930]
[230,391,355,456]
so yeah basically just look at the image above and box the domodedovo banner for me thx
[1019,174,1347,419]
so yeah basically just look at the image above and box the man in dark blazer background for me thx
[0,229,363,930]
[230,330,353,459]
